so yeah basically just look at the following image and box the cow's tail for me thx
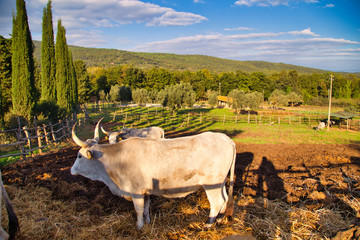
[1,173,19,240]
[225,142,236,218]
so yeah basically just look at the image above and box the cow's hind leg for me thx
[143,195,151,224]
[132,196,145,229]
[215,184,229,224]
[204,184,228,228]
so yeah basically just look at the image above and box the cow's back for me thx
[100,132,235,198]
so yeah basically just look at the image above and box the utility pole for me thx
[327,74,333,131]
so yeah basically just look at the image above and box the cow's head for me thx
[100,119,122,144]
[71,118,103,176]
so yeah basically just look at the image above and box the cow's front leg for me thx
[132,196,145,229]
[144,195,151,224]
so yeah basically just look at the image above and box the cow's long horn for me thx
[72,123,89,148]
[100,125,109,136]
[94,117,103,141]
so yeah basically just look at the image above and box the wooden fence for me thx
[88,103,360,131]
[0,117,84,160]
[2,104,358,161]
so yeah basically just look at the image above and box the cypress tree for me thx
[55,20,69,112]
[55,20,77,114]
[68,49,78,108]
[0,36,12,127]
[11,0,37,121]
[40,0,56,102]
[74,60,92,104]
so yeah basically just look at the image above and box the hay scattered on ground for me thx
[1,184,357,240]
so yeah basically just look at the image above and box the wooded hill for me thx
[33,41,327,75]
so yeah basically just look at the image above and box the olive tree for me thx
[207,90,218,108]
[160,82,196,110]
[132,88,149,106]
[269,89,288,106]
[109,84,121,101]
[228,89,246,112]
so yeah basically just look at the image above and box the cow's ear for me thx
[86,150,93,159]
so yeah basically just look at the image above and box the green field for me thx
[88,106,360,145]
[1,105,359,166]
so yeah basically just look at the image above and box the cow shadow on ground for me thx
[234,151,360,239]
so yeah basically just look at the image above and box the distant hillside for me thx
[33,40,327,74]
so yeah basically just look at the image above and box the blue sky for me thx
[0,0,359,72]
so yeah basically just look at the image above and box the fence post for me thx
[112,111,117,122]
[278,116,281,125]
[49,122,57,143]
[36,125,43,154]
[200,112,202,123]
[248,111,250,124]
[60,120,66,139]
[235,114,237,124]
[23,126,33,157]
[187,113,190,126]
[15,130,26,160]
[223,114,226,125]
[66,120,71,137]
[43,124,50,145]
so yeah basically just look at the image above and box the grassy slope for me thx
[90,106,360,145]
[33,40,327,74]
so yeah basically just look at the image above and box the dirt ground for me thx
[1,131,360,239]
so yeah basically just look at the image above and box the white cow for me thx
[316,122,326,130]
[71,124,236,230]
[0,171,19,240]
[100,120,164,144]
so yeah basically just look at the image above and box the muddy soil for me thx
[1,132,359,238]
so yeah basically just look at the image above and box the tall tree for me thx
[11,0,37,120]
[0,36,12,127]
[68,50,78,108]
[55,20,67,110]
[74,60,92,104]
[40,0,56,102]
[55,20,74,113]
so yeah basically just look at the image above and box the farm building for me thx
[217,96,233,108]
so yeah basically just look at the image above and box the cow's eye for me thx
[78,155,82,158]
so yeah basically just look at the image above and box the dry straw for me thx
[1,183,356,240]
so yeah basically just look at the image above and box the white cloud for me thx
[66,30,108,47]
[131,29,360,71]
[148,11,207,26]
[324,4,335,8]
[234,0,319,7]
[9,0,206,49]
[289,28,319,36]
[47,0,206,29]
[224,26,254,31]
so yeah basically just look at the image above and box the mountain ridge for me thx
[33,40,334,75]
